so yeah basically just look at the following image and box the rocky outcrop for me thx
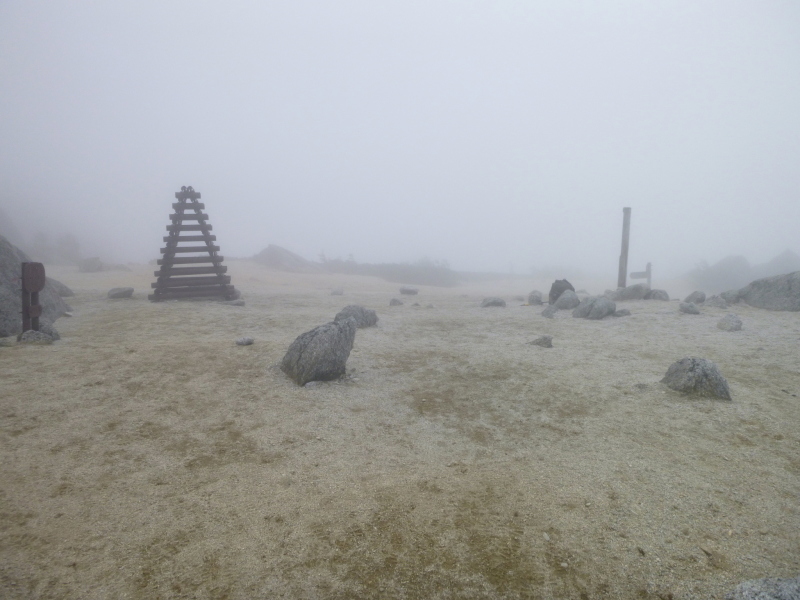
[280,319,357,385]
[736,271,800,311]
[572,297,616,320]
[334,305,378,328]
[661,357,731,400]
[548,279,575,304]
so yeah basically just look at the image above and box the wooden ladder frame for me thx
[148,186,238,301]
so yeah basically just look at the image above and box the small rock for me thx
[717,314,742,332]
[281,318,357,385]
[679,302,700,314]
[334,305,378,328]
[108,287,134,299]
[235,337,254,346]
[528,335,553,348]
[330,287,344,296]
[481,297,506,308]
[39,323,60,340]
[684,290,706,304]
[399,286,419,295]
[541,304,558,319]
[527,291,543,305]
[389,298,403,306]
[661,357,732,400]
[706,295,729,309]
[613,308,631,317]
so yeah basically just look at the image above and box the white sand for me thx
[1,261,799,599]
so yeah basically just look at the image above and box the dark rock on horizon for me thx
[661,357,731,400]
[572,296,616,320]
[280,319,357,386]
[399,286,419,295]
[548,279,575,304]
[334,305,378,328]
[481,297,506,307]
[554,289,580,310]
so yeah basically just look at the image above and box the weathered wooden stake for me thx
[21,262,45,332]
[617,207,631,289]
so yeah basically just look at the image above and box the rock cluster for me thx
[548,279,575,304]
[572,296,616,320]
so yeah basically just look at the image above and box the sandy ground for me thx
[1,261,799,600]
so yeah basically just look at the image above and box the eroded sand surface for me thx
[1,261,799,599]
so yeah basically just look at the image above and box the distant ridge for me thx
[252,244,322,273]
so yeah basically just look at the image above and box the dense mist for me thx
[2,2,799,280]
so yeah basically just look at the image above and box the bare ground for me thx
[1,261,799,599]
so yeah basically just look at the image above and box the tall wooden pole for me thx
[617,207,631,289]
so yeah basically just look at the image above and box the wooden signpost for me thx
[149,186,238,302]
[21,262,45,331]
[617,207,631,289]
[630,262,652,288]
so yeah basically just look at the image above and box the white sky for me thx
[1,1,799,277]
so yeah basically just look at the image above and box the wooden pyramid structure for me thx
[149,186,238,302]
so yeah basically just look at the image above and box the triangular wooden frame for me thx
[148,186,237,301]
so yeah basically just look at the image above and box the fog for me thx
[1,1,799,279]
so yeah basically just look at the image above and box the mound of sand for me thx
[1,261,798,599]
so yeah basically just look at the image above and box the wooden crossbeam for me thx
[160,245,220,254]
[162,235,217,242]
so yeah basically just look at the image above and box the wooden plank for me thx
[162,235,217,242]
[170,213,208,221]
[151,276,231,288]
[160,245,220,254]
[173,202,204,210]
[154,266,227,276]
[166,224,212,232]
[157,256,224,265]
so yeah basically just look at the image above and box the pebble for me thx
[235,337,254,346]
[543,532,550,541]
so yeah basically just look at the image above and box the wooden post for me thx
[617,207,631,289]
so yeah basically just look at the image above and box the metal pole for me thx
[617,207,631,289]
